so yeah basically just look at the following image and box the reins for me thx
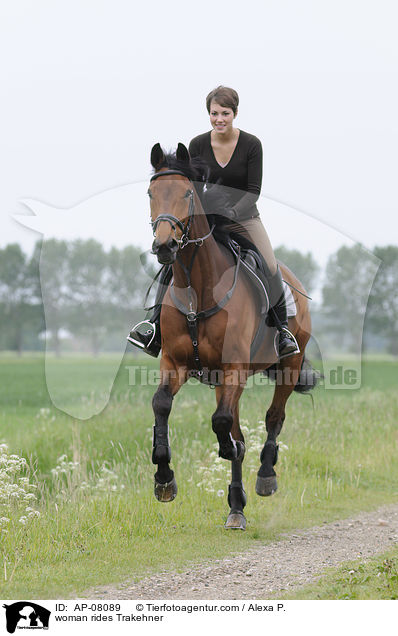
[282,280,312,301]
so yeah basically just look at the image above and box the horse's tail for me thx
[293,356,320,393]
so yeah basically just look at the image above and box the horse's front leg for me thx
[152,358,184,502]
[213,367,247,530]
[225,401,247,531]
[212,368,246,461]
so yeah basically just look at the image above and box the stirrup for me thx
[273,327,300,360]
[126,320,160,357]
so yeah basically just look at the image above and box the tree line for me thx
[0,239,151,355]
[0,239,396,355]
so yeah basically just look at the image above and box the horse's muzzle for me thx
[152,237,179,264]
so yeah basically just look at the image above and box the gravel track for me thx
[85,503,398,599]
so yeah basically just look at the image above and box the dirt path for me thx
[84,504,398,599]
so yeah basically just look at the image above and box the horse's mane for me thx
[153,151,209,184]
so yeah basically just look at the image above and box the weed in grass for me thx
[0,443,40,582]
[376,558,398,599]
[339,556,398,599]
[278,551,398,600]
[50,451,131,502]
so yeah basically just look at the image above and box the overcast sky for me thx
[1,0,397,268]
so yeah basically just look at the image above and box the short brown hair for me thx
[206,86,239,114]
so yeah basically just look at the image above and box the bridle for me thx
[149,169,214,248]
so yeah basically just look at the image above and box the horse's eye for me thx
[184,190,193,199]
[147,189,153,199]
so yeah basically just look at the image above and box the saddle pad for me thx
[283,280,297,317]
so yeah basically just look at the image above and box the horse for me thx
[147,142,317,530]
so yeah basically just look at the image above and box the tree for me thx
[107,245,154,346]
[66,240,109,356]
[34,239,70,356]
[274,246,320,295]
[66,240,150,355]
[0,244,42,354]
[366,245,398,355]
[321,244,378,352]
[33,239,153,355]
[0,239,164,355]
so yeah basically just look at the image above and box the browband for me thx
[150,170,189,182]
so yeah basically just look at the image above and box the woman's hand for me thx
[221,208,237,221]
[201,181,236,221]
[201,181,229,212]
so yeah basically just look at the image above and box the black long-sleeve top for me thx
[188,129,262,221]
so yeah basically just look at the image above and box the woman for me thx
[128,86,299,359]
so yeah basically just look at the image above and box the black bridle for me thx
[149,170,196,249]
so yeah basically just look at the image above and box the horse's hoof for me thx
[225,511,246,531]
[154,476,178,502]
[255,475,278,497]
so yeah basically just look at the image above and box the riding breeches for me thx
[221,216,278,276]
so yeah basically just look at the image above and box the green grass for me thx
[0,353,397,598]
[275,547,398,599]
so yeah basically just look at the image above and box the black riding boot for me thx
[268,266,300,359]
[127,265,172,357]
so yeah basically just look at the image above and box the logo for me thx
[2,603,51,633]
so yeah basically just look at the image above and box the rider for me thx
[128,86,299,359]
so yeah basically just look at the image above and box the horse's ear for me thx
[151,143,165,170]
[176,143,190,163]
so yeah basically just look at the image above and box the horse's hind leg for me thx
[152,359,184,502]
[256,354,303,497]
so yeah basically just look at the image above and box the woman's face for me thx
[209,100,236,134]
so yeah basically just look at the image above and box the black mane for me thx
[153,151,209,183]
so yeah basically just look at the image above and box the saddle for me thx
[214,229,270,309]
[213,229,296,359]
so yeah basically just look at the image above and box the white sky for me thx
[1,0,397,269]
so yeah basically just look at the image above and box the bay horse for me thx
[148,142,316,530]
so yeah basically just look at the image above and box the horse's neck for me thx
[172,211,231,312]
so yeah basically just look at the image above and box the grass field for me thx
[275,547,398,600]
[0,353,397,598]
